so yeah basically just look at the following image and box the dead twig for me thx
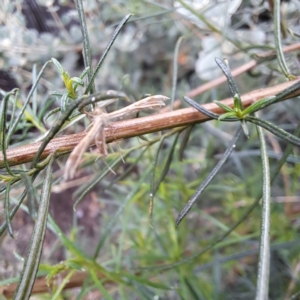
[64,95,169,180]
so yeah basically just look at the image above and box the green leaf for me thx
[50,270,76,300]
[71,76,84,86]
[273,0,295,80]
[215,58,240,99]
[7,61,51,145]
[90,269,114,300]
[214,100,235,113]
[60,93,69,113]
[84,14,132,95]
[43,107,61,123]
[79,66,90,79]
[20,173,37,219]
[51,57,65,75]
[76,0,94,93]
[218,111,238,121]
[0,173,40,237]
[176,127,242,225]
[241,96,276,116]
[0,89,19,177]
[149,136,166,225]
[49,91,64,97]
[255,115,271,300]
[93,165,152,258]
[152,124,300,271]
[150,132,181,225]
[14,154,55,300]
[178,125,194,161]
[233,93,243,112]
[118,271,171,290]
[240,119,249,138]
[184,96,239,122]
[245,116,300,146]
[5,181,14,238]
[171,36,184,110]
[73,155,125,210]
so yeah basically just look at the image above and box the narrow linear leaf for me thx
[146,123,300,271]
[255,116,271,300]
[38,98,56,123]
[240,119,249,138]
[73,155,126,209]
[5,181,14,238]
[51,58,64,75]
[246,116,300,146]
[176,126,242,225]
[50,270,76,300]
[273,0,294,79]
[43,107,61,123]
[93,165,152,259]
[184,96,239,122]
[184,96,219,120]
[171,36,184,110]
[150,132,181,225]
[71,77,84,86]
[7,61,51,144]
[32,65,38,115]
[73,144,150,199]
[215,58,241,108]
[154,132,181,194]
[195,240,299,273]
[49,91,64,97]
[14,154,55,300]
[75,0,94,93]
[60,93,70,113]
[241,96,276,116]
[118,270,170,290]
[233,93,243,112]
[90,269,114,300]
[84,14,132,95]
[0,173,39,237]
[247,79,300,114]
[218,111,239,121]
[9,89,19,133]
[178,125,194,161]
[214,100,235,113]
[79,66,90,79]
[47,215,93,262]
[177,0,221,34]
[20,173,37,219]
[0,89,18,177]
[109,147,148,185]
[149,136,166,225]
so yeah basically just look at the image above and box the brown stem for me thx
[0,271,95,298]
[160,42,300,112]
[1,78,300,168]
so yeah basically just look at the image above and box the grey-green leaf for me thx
[51,57,64,75]
[14,154,55,300]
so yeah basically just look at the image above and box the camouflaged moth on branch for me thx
[64,95,169,180]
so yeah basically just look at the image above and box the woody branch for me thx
[1,78,300,168]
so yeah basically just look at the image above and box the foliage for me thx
[1,0,300,299]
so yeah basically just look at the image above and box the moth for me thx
[64,95,169,180]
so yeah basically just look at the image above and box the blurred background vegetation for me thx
[0,0,300,299]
